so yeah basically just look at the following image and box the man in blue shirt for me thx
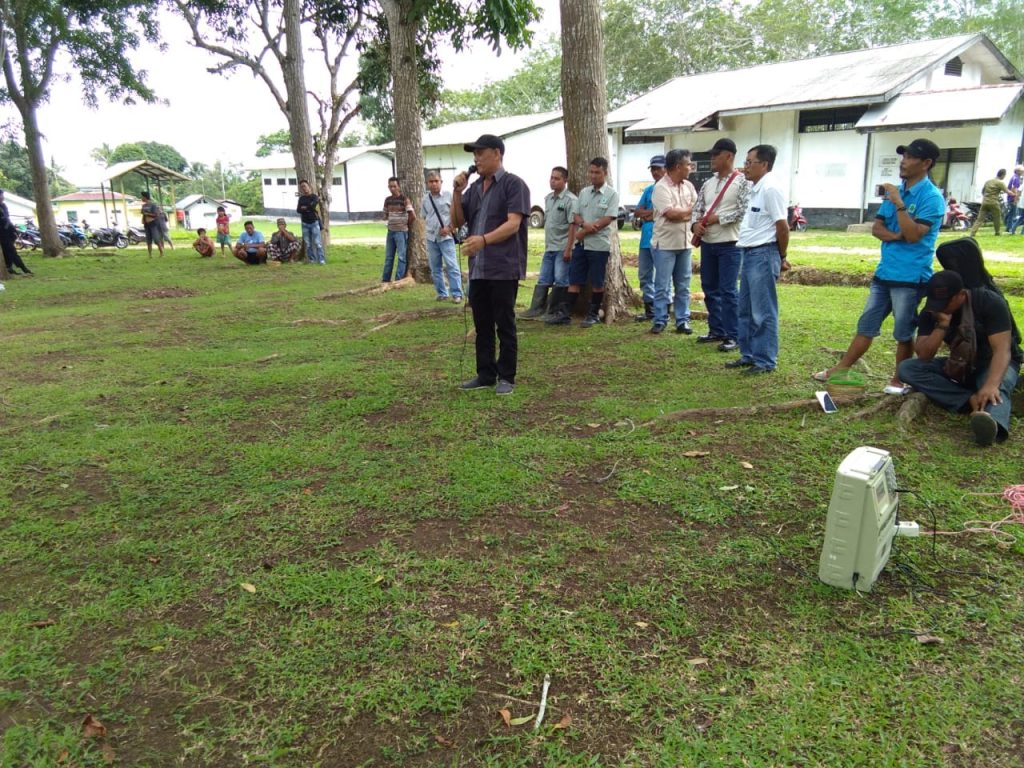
[633,155,666,321]
[232,220,267,264]
[813,138,945,393]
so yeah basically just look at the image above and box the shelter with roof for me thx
[97,160,190,229]
[607,33,1023,226]
[253,146,395,221]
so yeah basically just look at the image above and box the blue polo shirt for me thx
[237,230,265,253]
[874,176,944,285]
[637,183,655,250]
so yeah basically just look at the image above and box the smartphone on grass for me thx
[816,391,838,414]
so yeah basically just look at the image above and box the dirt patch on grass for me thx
[780,266,872,287]
[140,287,197,299]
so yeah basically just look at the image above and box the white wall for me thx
[617,137,666,205]
[869,126,983,201]
[185,200,243,229]
[977,99,1024,201]
[794,130,869,208]
[260,152,394,216]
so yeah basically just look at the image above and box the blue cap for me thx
[648,155,667,168]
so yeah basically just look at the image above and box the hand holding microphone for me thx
[453,164,477,193]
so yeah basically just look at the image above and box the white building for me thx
[383,112,568,226]
[253,147,395,220]
[607,34,1023,227]
[175,195,243,230]
[1,191,36,224]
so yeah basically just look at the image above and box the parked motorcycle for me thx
[788,203,808,232]
[126,225,146,245]
[944,198,973,231]
[57,223,88,248]
[15,225,41,250]
[88,227,128,249]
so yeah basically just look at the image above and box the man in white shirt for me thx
[725,145,791,375]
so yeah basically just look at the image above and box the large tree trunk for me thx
[22,102,62,258]
[282,0,317,211]
[560,0,635,321]
[380,0,429,283]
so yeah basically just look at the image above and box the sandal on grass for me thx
[811,369,830,382]
[883,384,912,396]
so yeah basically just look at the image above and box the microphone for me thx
[467,164,477,176]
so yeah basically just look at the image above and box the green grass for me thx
[2,232,1023,766]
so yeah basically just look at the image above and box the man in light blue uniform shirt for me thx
[633,155,666,321]
[813,138,945,394]
[422,171,463,302]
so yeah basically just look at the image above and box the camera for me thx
[875,184,887,197]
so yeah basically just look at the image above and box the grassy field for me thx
[2,231,1023,766]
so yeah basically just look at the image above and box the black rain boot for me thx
[544,289,575,326]
[519,284,550,320]
[581,291,604,327]
[541,286,563,322]
[634,301,653,322]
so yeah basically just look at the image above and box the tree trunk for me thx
[381,0,429,283]
[560,0,635,321]
[22,102,62,258]
[281,0,318,212]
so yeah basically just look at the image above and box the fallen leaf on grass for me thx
[634,621,649,629]
[740,461,754,469]
[915,634,944,645]
[147,556,161,565]
[27,619,56,628]
[499,708,512,727]
[57,750,69,763]
[240,582,257,593]
[443,620,460,629]
[688,657,709,666]
[552,713,572,730]
[435,734,455,748]
[82,714,107,739]
[682,450,710,458]
[586,423,602,429]
[510,714,534,726]
[256,353,282,363]
[719,485,739,492]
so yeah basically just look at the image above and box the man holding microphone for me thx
[451,134,531,395]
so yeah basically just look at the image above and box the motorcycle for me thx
[15,225,41,250]
[88,227,128,249]
[126,225,146,245]
[944,198,973,231]
[788,203,808,232]
[57,223,88,248]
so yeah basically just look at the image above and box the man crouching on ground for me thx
[898,270,1022,445]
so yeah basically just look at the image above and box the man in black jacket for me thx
[0,189,32,276]
[898,270,1022,445]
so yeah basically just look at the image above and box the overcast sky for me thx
[1,0,560,186]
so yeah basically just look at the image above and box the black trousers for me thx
[1,236,29,273]
[469,279,519,383]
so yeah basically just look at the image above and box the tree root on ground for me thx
[320,275,417,299]
[366,307,464,334]
[645,391,885,426]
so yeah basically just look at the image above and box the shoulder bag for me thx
[692,171,741,248]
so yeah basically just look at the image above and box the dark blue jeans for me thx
[699,240,741,340]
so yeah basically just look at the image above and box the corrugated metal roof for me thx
[610,34,998,134]
[378,111,563,149]
[102,160,190,183]
[856,83,1023,130]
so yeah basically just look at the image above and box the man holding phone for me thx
[812,138,945,394]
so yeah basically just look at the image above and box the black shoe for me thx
[459,376,494,390]
[741,365,773,376]
[580,312,601,328]
[717,339,738,352]
[634,301,654,322]
[724,359,754,369]
[545,311,571,326]
[696,333,724,344]
[650,322,666,334]
[675,321,692,335]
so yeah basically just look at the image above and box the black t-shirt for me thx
[297,194,320,224]
[918,287,1023,371]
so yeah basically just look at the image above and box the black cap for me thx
[710,138,737,155]
[463,134,505,154]
[648,155,666,168]
[896,138,940,161]
[923,270,964,313]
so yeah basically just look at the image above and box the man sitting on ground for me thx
[268,218,302,263]
[192,228,215,258]
[233,221,267,264]
[898,270,1022,446]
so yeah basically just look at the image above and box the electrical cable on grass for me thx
[924,485,1024,545]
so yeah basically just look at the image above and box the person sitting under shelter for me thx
[268,218,302,263]
[898,270,1022,446]
[232,221,267,264]
[192,228,215,258]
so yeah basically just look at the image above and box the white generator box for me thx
[818,446,900,592]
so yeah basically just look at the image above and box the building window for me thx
[276,178,286,186]
[944,57,963,77]
[332,176,342,185]
[622,133,665,146]
[288,178,297,185]
[930,147,977,193]
[798,106,868,133]
[263,178,272,186]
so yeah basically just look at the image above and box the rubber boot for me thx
[580,291,604,328]
[519,284,550,320]
[544,288,575,325]
[541,285,564,322]
[633,301,654,322]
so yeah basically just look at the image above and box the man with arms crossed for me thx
[520,166,576,320]
[725,145,790,375]
[691,138,750,351]
[649,149,696,334]
[632,155,667,322]
[812,139,944,393]
[452,134,530,395]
